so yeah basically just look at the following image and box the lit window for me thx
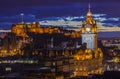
[53,62,55,66]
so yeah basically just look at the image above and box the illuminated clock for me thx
[86,28,90,32]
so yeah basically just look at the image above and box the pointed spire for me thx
[87,3,92,16]
[88,3,91,12]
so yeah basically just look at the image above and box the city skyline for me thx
[0,1,120,79]
[0,0,120,37]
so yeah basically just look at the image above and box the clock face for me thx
[86,28,90,32]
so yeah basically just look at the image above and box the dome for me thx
[87,11,92,16]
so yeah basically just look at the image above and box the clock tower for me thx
[81,4,98,50]
[74,4,103,77]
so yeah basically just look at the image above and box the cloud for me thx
[92,14,106,17]
[40,19,81,27]
[39,15,120,32]
[94,17,107,22]
[0,14,36,23]
[0,14,36,29]
[97,22,120,32]
[0,22,12,30]
[0,14,36,19]
[108,18,119,21]
[65,16,84,21]
[0,13,120,32]
[93,14,120,22]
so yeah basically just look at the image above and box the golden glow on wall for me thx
[11,22,61,37]
[81,5,97,34]
[74,4,103,77]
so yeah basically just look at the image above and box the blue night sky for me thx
[0,0,120,37]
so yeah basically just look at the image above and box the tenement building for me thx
[74,5,103,76]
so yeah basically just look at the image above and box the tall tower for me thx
[74,4,103,77]
[81,4,98,50]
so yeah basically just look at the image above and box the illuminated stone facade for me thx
[11,22,61,37]
[74,48,103,76]
[81,4,98,50]
[12,23,28,37]
[74,5,103,76]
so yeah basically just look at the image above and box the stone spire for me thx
[87,3,92,16]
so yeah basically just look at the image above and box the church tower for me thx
[81,4,98,50]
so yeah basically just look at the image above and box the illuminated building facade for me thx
[81,4,98,50]
[37,48,75,79]
[12,22,28,37]
[11,21,61,37]
[74,4,103,76]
